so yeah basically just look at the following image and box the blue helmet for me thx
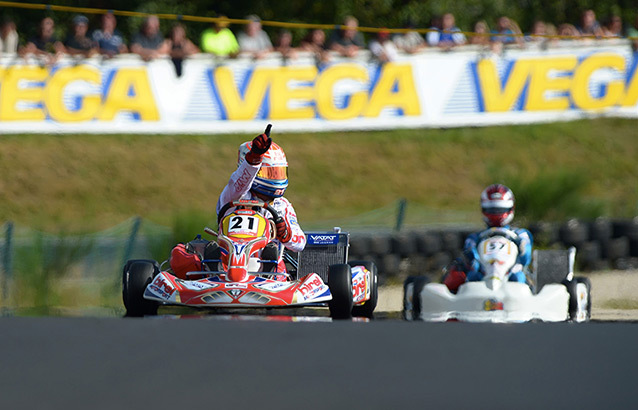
[238,141,288,198]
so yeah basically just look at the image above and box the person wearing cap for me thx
[200,15,239,57]
[130,15,170,61]
[91,12,127,57]
[64,15,98,57]
[237,14,273,59]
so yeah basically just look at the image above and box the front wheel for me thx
[349,261,378,319]
[123,260,159,317]
[563,277,591,322]
[328,264,353,320]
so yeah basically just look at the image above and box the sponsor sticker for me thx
[256,281,295,292]
[175,279,217,291]
[351,267,368,303]
[298,275,328,299]
[483,298,504,311]
[225,283,248,289]
[149,275,176,299]
[307,234,339,245]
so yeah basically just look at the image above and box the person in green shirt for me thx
[201,16,239,57]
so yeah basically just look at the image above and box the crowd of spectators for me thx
[1,9,637,71]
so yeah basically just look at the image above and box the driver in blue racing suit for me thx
[444,184,533,293]
[216,124,306,275]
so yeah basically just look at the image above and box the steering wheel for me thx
[217,199,280,228]
[478,227,520,244]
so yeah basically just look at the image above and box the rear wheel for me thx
[575,276,592,321]
[402,276,417,320]
[411,276,430,321]
[328,264,353,320]
[563,277,591,322]
[123,260,159,317]
[349,261,378,319]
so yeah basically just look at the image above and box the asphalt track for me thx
[1,314,637,410]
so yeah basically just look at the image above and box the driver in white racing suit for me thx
[444,184,533,293]
[216,124,306,275]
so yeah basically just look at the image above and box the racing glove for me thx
[275,216,292,243]
[245,124,272,165]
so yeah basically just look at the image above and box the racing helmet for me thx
[238,141,288,198]
[480,184,515,227]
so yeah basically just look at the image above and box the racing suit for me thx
[463,226,533,283]
[444,226,533,292]
[216,159,306,272]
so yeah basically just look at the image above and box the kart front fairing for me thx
[143,271,332,308]
[415,281,570,323]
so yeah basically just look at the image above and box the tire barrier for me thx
[347,217,638,279]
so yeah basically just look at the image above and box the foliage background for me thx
[1,0,637,47]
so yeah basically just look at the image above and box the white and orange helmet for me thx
[238,141,288,198]
[480,184,515,227]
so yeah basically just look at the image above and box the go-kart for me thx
[122,199,378,320]
[403,227,591,323]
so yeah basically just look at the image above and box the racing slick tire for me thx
[411,276,430,321]
[123,260,160,317]
[349,260,378,319]
[562,277,591,322]
[402,276,417,320]
[328,264,353,320]
[575,276,592,321]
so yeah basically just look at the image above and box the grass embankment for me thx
[0,118,637,233]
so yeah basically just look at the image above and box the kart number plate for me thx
[228,215,259,235]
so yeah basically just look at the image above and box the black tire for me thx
[559,219,589,247]
[328,264,353,320]
[411,276,430,321]
[349,261,378,319]
[575,276,592,321]
[562,279,578,321]
[123,260,159,317]
[402,276,417,320]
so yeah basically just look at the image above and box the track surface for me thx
[0,316,636,409]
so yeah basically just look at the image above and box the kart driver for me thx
[216,124,306,274]
[443,184,533,293]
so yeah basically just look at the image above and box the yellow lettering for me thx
[315,64,368,120]
[572,54,625,110]
[270,66,317,120]
[477,59,532,112]
[0,66,47,121]
[364,64,420,117]
[98,68,159,121]
[526,57,577,111]
[44,66,101,122]
[215,67,273,120]
[621,60,638,107]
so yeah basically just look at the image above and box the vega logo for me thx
[308,234,339,245]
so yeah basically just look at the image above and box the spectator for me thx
[578,9,603,38]
[428,13,466,48]
[91,12,127,57]
[470,20,490,46]
[237,14,273,59]
[0,18,18,54]
[557,23,580,39]
[526,20,547,42]
[166,23,199,77]
[392,19,426,54]
[328,15,365,57]
[602,15,623,38]
[274,29,297,62]
[300,28,329,64]
[20,17,65,60]
[491,16,523,46]
[369,29,398,63]
[64,15,98,57]
[200,15,239,57]
[130,15,169,61]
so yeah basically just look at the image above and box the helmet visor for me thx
[482,207,511,215]
[257,166,287,180]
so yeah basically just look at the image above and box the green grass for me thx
[0,118,636,233]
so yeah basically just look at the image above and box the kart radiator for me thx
[531,247,576,293]
[295,232,349,282]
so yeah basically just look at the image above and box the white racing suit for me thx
[216,159,306,273]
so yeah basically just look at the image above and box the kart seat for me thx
[292,231,349,281]
[531,247,576,293]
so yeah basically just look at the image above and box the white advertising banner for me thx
[0,42,636,134]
